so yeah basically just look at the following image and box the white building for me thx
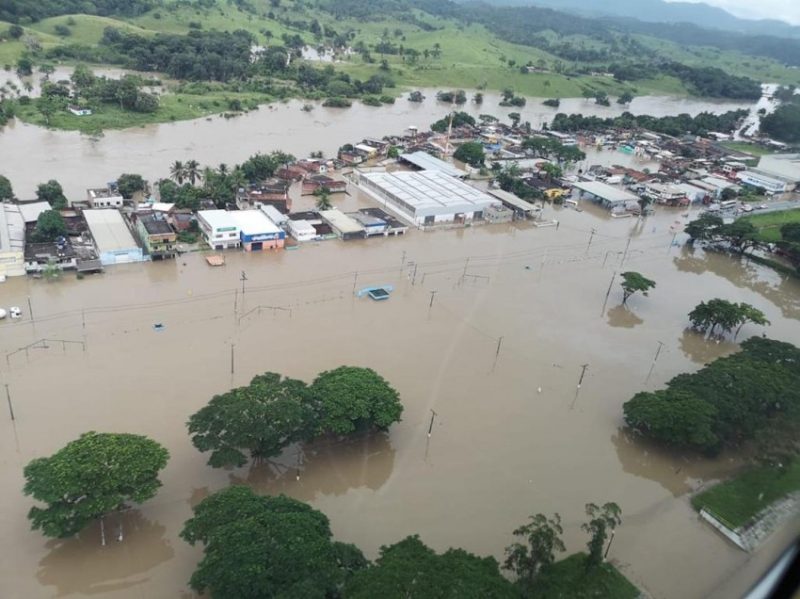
[736,170,794,194]
[197,210,240,250]
[358,170,501,227]
[83,209,144,266]
[259,204,289,228]
[229,210,285,251]
[87,187,124,208]
[0,203,25,277]
[737,153,800,194]
[288,219,317,242]
[319,209,366,240]
[644,183,687,205]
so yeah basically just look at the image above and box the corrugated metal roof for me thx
[400,151,465,178]
[319,209,365,234]
[572,181,638,205]
[83,209,139,253]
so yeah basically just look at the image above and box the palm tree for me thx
[217,163,229,177]
[314,187,332,210]
[185,159,202,186]
[170,160,186,184]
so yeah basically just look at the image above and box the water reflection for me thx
[673,246,800,319]
[611,429,741,497]
[678,328,739,364]
[36,510,174,596]
[606,304,644,329]
[231,432,395,502]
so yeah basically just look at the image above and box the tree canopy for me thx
[504,513,565,591]
[23,432,169,538]
[623,338,800,462]
[453,142,486,168]
[116,173,146,198]
[688,299,769,337]
[181,486,365,599]
[344,535,517,598]
[31,209,67,242]
[188,372,316,468]
[311,366,403,436]
[431,111,475,133]
[36,179,68,209]
[620,272,655,305]
[581,502,622,568]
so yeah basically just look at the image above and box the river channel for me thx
[0,80,753,200]
[1,186,799,598]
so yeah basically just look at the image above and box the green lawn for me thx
[531,553,639,599]
[15,90,271,133]
[691,460,800,529]
[720,141,777,157]
[741,208,800,242]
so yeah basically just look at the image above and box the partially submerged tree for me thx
[187,372,315,468]
[0,174,15,201]
[582,502,622,568]
[620,271,655,305]
[311,366,403,436]
[314,186,333,210]
[182,486,364,599]
[504,513,565,590]
[23,432,169,538]
[116,173,146,199]
[688,299,769,337]
[345,535,516,598]
[36,179,68,209]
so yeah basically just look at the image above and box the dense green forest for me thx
[550,110,748,137]
[0,0,154,23]
[761,91,800,143]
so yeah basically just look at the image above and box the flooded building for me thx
[0,202,25,277]
[236,180,291,212]
[399,151,467,178]
[487,189,540,220]
[83,209,144,265]
[197,210,240,250]
[287,219,317,242]
[357,170,501,227]
[319,209,366,240]
[230,210,286,251]
[572,180,640,211]
[260,204,289,228]
[135,214,177,260]
[301,175,347,196]
[87,186,124,209]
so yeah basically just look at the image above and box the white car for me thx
[741,204,754,212]
[9,306,22,319]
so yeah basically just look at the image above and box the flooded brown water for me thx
[0,86,750,199]
[1,189,799,598]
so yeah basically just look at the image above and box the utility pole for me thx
[230,344,235,375]
[429,290,437,309]
[240,270,248,295]
[462,257,470,281]
[352,271,359,294]
[412,263,418,286]
[586,227,597,253]
[427,409,437,437]
[604,530,616,559]
[5,384,14,421]
[400,250,406,273]
[27,297,34,322]
[577,363,589,389]
[645,340,665,383]
[492,336,504,372]
[620,237,632,267]
[601,271,617,316]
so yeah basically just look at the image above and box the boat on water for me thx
[356,285,394,301]
[0,308,6,320]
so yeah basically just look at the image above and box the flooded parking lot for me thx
[1,192,799,598]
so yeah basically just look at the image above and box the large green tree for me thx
[685,213,723,243]
[311,366,403,436]
[181,486,364,599]
[619,272,655,305]
[31,209,67,242]
[453,142,486,168]
[36,179,68,209]
[623,338,800,461]
[688,299,769,337]
[504,513,565,591]
[23,432,169,538]
[116,173,146,199]
[187,372,316,468]
[344,535,517,598]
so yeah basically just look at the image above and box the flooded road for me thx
[1,191,799,599]
[0,86,751,199]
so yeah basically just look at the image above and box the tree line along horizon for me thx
[22,364,632,598]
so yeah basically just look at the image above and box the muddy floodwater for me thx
[0,86,752,199]
[1,187,799,598]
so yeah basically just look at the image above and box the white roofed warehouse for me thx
[357,170,501,227]
[83,209,144,266]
